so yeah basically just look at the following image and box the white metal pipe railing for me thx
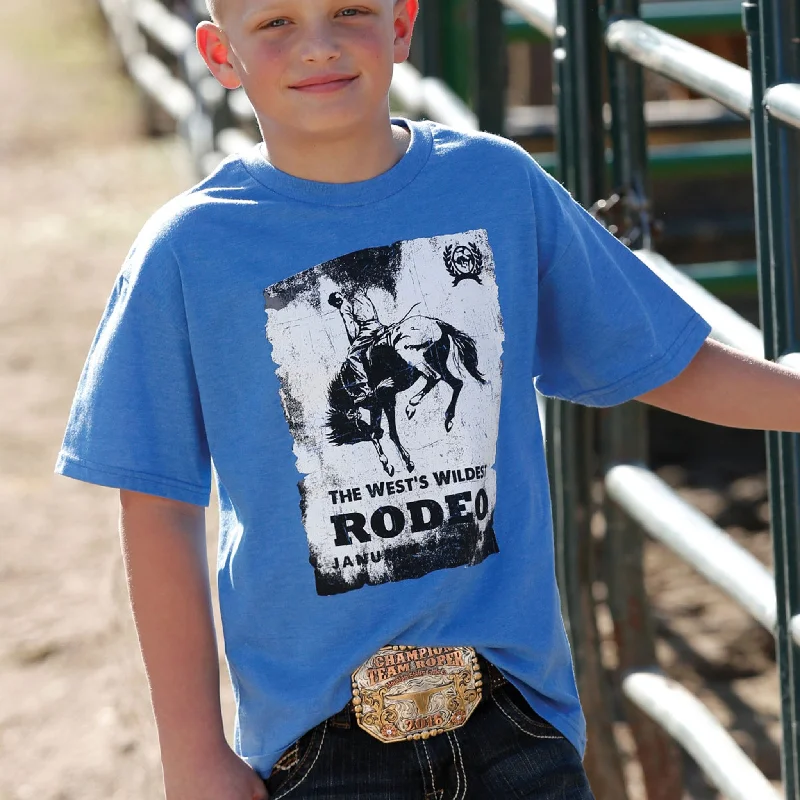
[606,465,781,636]
[606,19,753,119]
[418,77,479,131]
[765,83,800,132]
[132,0,194,56]
[500,0,757,127]
[390,61,426,119]
[777,353,800,370]
[622,672,782,800]
[635,251,764,358]
[390,62,479,132]
[217,127,257,156]
[499,0,557,39]
[228,87,256,122]
[97,0,147,62]
[128,51,196,121]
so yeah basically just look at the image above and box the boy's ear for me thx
[393,0,419,63]
[196,22,242,90]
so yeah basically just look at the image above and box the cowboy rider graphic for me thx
[328,291,384,407]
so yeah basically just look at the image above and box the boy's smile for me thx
[290,72,359,92]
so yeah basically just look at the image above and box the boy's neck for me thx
[259,113,410,184]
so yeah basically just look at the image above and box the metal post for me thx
[473,0,507,134]
[603,1,684,798]
[412,0,443,79]
[605,1,652,252]
[550,2,628,796]
[440,0,474,103]
[747,0,800,795]
[603,406,687,800]
[553,1,605,206]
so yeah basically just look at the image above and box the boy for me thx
[55,0,800,798]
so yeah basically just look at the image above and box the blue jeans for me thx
[265,661,595,799]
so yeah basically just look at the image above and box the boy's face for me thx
[198,0,418,138]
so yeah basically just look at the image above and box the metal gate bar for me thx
[605,19,752,117]
[748,0,800,793]
[606,465,779,635]
[622,671,783,800]
[548,4,629,793]
[602,1,685,796]
[764,84,800,128]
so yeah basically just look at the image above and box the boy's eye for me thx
[260,9,364,28]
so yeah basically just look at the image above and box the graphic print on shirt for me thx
[264,230,504,596]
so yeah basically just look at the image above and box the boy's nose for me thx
[300,27,341,62]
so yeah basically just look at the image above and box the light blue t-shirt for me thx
[56,118,711,775]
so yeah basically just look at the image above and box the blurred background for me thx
[1,1,216,797]
[0,0,784,798]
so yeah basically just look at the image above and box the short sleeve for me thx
[55,240,212,506]
[531,170,711,407]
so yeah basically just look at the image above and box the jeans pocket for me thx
[267,721,328,800]
[491,684,565,740]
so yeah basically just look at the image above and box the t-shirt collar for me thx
[239,117,433,207]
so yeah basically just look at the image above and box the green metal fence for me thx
[490,1,799,798]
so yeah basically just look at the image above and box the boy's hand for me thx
[163,742,268,800]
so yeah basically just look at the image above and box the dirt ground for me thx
[0,2,783,798]
[0,2,216,797]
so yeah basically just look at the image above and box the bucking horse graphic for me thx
[326,292,486,476]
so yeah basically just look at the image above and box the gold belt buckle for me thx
[351,645,483,743]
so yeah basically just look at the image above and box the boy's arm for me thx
[119,490,267,800]
[637,338,800,431]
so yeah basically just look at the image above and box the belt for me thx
[330,649,508,740]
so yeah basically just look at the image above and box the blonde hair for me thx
[205,0,220,21]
